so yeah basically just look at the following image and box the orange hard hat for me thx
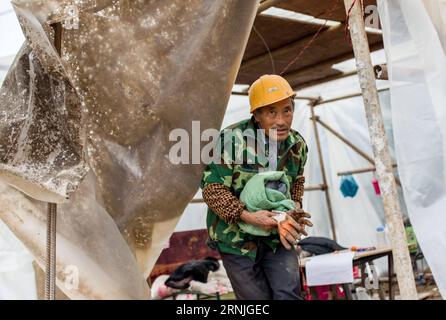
[248,74,295,113]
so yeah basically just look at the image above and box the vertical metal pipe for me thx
[310,104,337,241]
[343,0,417,300]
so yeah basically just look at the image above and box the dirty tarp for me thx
[0,0,259,299]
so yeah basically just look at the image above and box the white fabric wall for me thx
[298,97,384,247]
[0,219,37,299]
[0,1,24,82]
[378,0,446,298]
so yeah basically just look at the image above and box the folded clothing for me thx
[238,171,295,236]
[298,237,347,256]
[151,260,233,299]
[165,257,220,289]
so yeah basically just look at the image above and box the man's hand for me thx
[278,214,302,250]
[240,210,278,232]
[287,208,313,236]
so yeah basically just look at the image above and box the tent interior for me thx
[0,0,444,300]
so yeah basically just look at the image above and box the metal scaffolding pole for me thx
[310,103,337,241]
[337,164,398,177]
[313,86,390,106]
[343,0,417,299]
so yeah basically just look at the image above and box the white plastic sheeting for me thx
[0,218,36,299]
[0,2,23,82]
[0,0,259,300]
[296,97,384,246]
[0,0,36,300]
[0,1,24,82]
[378,0,446,298]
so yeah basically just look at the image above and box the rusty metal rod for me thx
[44,22,62,301]
[45,203,57,300]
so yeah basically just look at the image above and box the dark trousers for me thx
[219,242,303,300]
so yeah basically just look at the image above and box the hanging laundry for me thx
[340,175,359,198]
[372,178,381,195]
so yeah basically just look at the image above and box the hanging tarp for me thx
[0,43,88,203]
[378,0,446,298]
[0,0,259,299]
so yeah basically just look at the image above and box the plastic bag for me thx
[339,175,359,198]
[0,0,259,299]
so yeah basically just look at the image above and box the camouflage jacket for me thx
[200,117,308,260]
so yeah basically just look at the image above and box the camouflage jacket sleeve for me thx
[200,131,245,224]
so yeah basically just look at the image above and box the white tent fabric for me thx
[297,97,384,246]
[0,219,36,299]
[0,1,24,82]
[378,0,446,298]
[1,0,259,300]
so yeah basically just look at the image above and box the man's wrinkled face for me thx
[254,97,294,142]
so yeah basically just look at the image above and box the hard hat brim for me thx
[250,93,296,113]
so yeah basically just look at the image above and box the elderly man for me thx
[200,74,312,300]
